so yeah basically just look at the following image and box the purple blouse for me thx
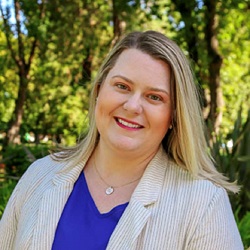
[52,172,128,250]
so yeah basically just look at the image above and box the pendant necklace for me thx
[93,157,142,195]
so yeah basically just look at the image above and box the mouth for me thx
[115,117,144,129]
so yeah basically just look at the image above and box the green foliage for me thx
[211,108,250,214]
[2,144,50,177]
[23,69,90,145]
[0,26,18,131]
[1,1,248,139]
[209,107,250,247]
[234,207,250,249]
[219,1,250,135]
[0,143,50,218]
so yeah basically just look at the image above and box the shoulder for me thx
[20,155,69,181]
[162,160,230,213]
[13,155,69,199]
[168,160,226,192]
[165,165,243,249]
[147,147,227,207]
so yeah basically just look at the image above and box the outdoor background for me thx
[0,0,249,248]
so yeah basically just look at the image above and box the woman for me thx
[0,31,243,249]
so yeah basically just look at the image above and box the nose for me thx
[123,94,143,114]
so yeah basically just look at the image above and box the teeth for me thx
[118,118,141,128]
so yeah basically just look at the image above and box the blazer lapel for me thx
[31,160,86,250]
[107,199,151,250]
[107,147,168,249]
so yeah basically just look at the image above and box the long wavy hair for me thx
[53,30,239,193]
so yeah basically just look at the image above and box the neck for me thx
[93,140,159,182]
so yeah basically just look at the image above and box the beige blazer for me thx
[0,147,243,249]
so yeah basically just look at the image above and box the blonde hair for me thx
[54,31,239,193]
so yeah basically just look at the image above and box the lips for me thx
[115,117,143,129]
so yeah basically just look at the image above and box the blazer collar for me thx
[107,146,168,249]
[132,146,168,206]
[52,160,86,186]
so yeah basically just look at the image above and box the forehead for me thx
[113,48,169,70]
[107,49,171,91]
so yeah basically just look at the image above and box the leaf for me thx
[238,156,250,163]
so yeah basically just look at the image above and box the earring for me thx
[169,124,173,130]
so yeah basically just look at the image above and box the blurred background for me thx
[0,0,249,247]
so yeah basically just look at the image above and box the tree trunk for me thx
[111,0,124,46]
[5,72,28,144]
[82,47,92,85]
[174,1,198,63]
[173,1,208,113]
[204,0,223,134]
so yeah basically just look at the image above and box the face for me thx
[95,48,172,157]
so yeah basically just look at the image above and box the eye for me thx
[148,94,162,101]
[116,83,129,90]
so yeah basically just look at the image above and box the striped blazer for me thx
[0,147,243,249]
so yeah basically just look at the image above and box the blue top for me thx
[52,172,128,250]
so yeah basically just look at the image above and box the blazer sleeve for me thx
[0,177,21,249]
[188,187,244,250]
[0,158,40,249]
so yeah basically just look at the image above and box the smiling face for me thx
[95,48,172,157]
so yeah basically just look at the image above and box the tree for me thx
[0,0,46,146]
[170,0,249,135]
[204,0,223,134]
[0,23,17,132]
[1,0,248,146]
[218,0,250,134]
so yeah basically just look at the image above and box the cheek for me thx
[95,103,107,136]
[95,98,109,117]
[96,89,107,112]
[97,88,124,115]
[152,109,172,133]
[95,96,105,125]
[95,93,114,123]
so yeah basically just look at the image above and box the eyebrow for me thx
[111,75,170,96]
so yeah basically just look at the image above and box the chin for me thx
[111,140,141,152]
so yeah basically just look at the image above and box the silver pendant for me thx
[106,186,114,195]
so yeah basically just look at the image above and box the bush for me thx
[0,143,50,218]
[210,108,250,215]
[2,143,50,177]
[235,208,250,249]
[210,108,250,248]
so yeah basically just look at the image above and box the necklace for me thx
[93,157,142,195]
